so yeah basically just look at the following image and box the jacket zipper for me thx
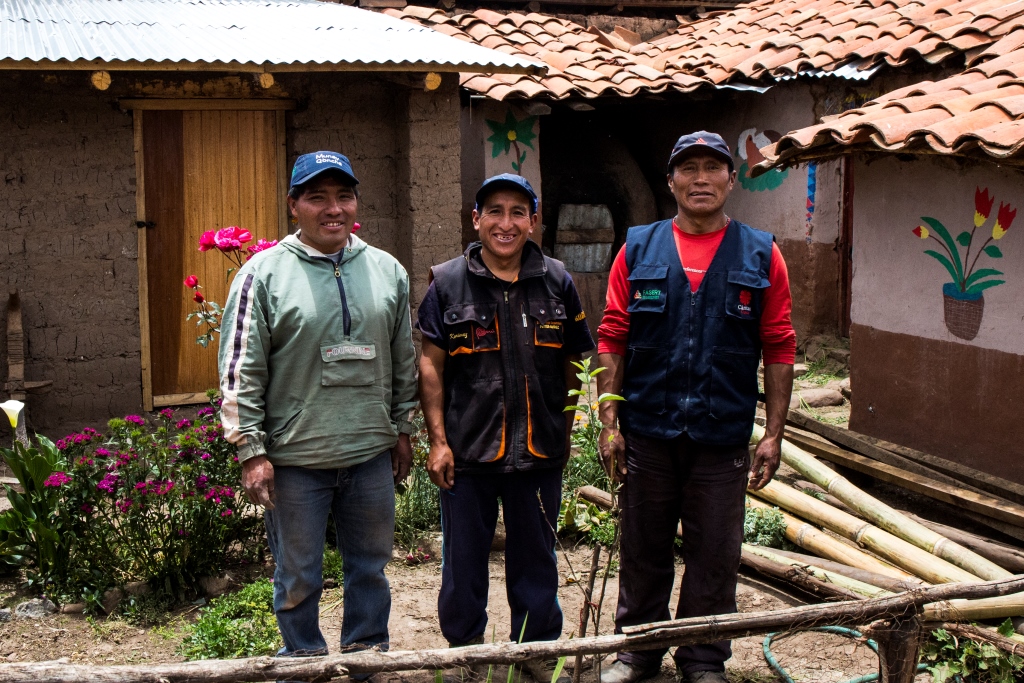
[314,256,352,337]
[502,288,520,467]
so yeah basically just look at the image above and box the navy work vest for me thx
[619,219,773,446]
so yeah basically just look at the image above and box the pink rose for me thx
[194,292,205,304]
[184,275,199,288]
[352,222,361,233]
[246,239,278,257]
[198,230,217,252]
[214,226,253,252]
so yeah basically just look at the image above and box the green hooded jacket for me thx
[218,233,417,468]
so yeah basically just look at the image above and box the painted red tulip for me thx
[183,275,199,288]
[912,225,929,239]
[974,187,995,227]
[993,202,1016,240]
[193,291,205,304]
[198,230,217,252]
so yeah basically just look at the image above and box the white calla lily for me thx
[1,400,24,428]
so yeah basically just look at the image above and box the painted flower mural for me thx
[486,111,537,173]
[912,187,1015,341]
[736,128,788,192]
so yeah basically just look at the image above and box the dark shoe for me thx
[684,671,728,683]
[522,657,572,683]
[600,659,660,683]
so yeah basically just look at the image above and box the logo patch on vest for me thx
[634,288,662,301]
[574,311,586,322]
[322,343,375,360]
[449,332,469,340]
[475,326,495,339]
[737,289,753,315]
[538,322,562,331]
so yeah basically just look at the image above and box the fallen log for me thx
[743,545,891,599]
[751,479,981,584]
[787,410,1024,508]
[898,511,1024,574]
[577,485,612,510]
[5,577,1024,683]
[753,424,1010,581]
[746,496,919,583]
[767,548,925,593]
[739,547,863,602]
[782,429,1024,530]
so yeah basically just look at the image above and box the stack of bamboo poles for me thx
[743,422,1024,629]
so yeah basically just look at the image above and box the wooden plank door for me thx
[140,109,285,408]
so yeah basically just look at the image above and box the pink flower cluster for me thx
[115,498,134,513]
[247,238,278,256]
[200,226,253,253]
[43,471,71,488]
[97,472,120,493]
[205,486,233,504]
[125,415,146,426]
[55,427,101,451]
[134,479,176,496]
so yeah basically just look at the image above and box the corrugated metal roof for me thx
[0,0,544,74]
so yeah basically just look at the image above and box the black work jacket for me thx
[431,241,573,473]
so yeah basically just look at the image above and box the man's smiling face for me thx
[288,173,358,254]
[473,188,537,263]
[668,152,736,220]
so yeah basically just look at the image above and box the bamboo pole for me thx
[6,577,1024,683]
[752,424,1010,581]
[743,545,892,599]
[923,592,1024,622]
[767,548,926,593]
[739,548,863,601]
[899,511,1024,574]
[750,479,982,584]
[746,497,920,583]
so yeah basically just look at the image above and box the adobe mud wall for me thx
[1,71,463,439]
[0,72,141,438]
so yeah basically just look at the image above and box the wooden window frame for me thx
[130,99,291,411]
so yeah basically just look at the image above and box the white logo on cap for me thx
[315,153,343,165]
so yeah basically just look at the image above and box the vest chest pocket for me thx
[529,299,567,348]
[321,341,376,386]
[723,270,769,321]
[443,303,499,355]
[626,264,669,314]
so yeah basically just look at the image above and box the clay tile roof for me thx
[388,5,706,99]
[630,0,1024,86]
[757,47,1024,169]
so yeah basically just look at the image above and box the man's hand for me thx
[749,434,781,491]
[392,433,413,485]
[427,441,455,490]
[241,456,276,510]
[599,425,627,483]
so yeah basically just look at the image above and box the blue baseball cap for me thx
[290,151,359,190]
[475,173,538,214]
[667,131,734,172]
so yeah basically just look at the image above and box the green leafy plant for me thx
[912,187,1015,297]
[178,579,281,660]
[922,620,1024,683]
[322,546,344,582]
[743,506,788,549]
[0,435,72,588]
[394,415,441,552]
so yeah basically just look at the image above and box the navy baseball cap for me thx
[290,151,359,190]
[667,131,734,172]
[475,173,539,214]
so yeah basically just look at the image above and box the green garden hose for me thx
[762,626,928,683]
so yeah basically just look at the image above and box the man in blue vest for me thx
[595,132,796,683]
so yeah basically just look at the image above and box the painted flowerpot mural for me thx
[736,128,788,192]
[912,188,1015,341]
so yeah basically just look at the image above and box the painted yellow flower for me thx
[507,130,517,141]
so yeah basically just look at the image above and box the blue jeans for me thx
[265,450,395,656]
[438,467,563,645]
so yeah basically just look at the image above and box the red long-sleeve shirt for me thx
[597,221,797,366]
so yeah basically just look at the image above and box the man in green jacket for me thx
[219,151,417,660]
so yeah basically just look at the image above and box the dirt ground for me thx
[0,535,932,683]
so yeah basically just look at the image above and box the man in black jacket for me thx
[418,174,595,682]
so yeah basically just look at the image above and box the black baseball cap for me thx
[667,131,734,172]
[290,151,359,189]
[475,173,539,214]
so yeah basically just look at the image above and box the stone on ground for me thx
[796,388,845,408]
[839,377,851,399]
[15,598,56,619]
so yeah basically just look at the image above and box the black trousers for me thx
[614,432,750,675]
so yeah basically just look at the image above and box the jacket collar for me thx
[464,239,548,280]
[281,232,367,265]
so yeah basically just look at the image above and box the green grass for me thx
[394,416,441,551]
[322,546,343,582]
[743,506,788,549]
[177,579,280,660]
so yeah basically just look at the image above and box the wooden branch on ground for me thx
[767,548,925,593]
[922,621,1024,658]
[782,429,1024,529]
[577,486,612,510]
[6,577,1024,683]
[739,548,864,602]
[897,511,1024,574]
[868,616,924,683]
